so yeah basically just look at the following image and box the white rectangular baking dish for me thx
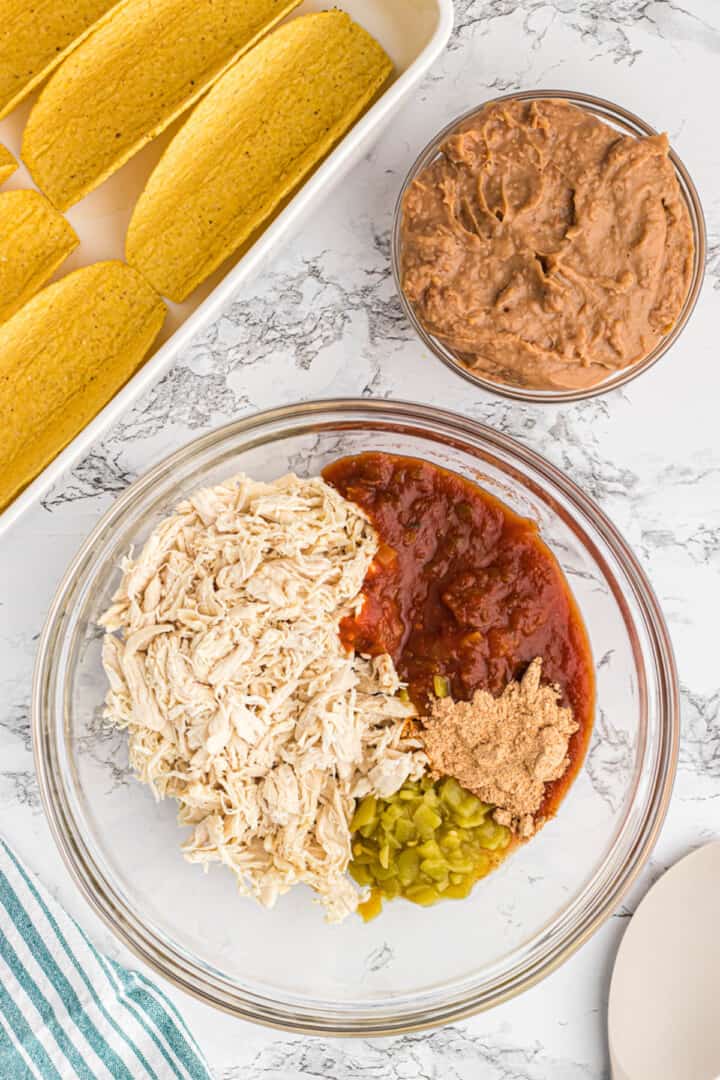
[0,0,453,537]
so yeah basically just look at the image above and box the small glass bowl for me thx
[33,400,679,1034]
[392,89,706,403]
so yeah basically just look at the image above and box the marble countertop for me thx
[2,1,719,1076]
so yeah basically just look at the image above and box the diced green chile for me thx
[350,796,377,831]
[352,776,512,919]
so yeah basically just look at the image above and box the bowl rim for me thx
[391,88,707,404]
[32,398,680,1034]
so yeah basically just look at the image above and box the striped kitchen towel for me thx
[0,837,212,1080]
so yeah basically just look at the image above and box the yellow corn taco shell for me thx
[0,144,17,184]
[0,0,120,121]
[126,11,392,302]
[0,260,165,511]
[0,190,79,323]
[21,0,302,210]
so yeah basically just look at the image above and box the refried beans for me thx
[400,98,695,391]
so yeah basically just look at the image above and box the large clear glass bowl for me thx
[392,90,706,403]
[33,400,678,1034]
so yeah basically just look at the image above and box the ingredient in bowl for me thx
[100,473,425,923]
[0,144,17,184]
[22,0,302,209]
[422,658,578,838]
[0,260,165,513]
[324,451,594,821]
[350,776,511,919]
[400,98,694,391]
[0,0,119,120]
[0,190,79,323]
[126,11,393,301]
[99,453,595,922]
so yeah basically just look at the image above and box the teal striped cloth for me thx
[0,838,212,1080]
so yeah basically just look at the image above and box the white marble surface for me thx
[2,1,719,1075]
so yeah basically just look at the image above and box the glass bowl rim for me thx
[32,398,679,1034]
[391,88,707,404]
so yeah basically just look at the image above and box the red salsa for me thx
[324,452,595,816]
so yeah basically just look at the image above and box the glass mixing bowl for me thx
[33,400,678,1034]
[392,90,706,403]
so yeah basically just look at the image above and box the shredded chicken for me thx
[100,473,425,922]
